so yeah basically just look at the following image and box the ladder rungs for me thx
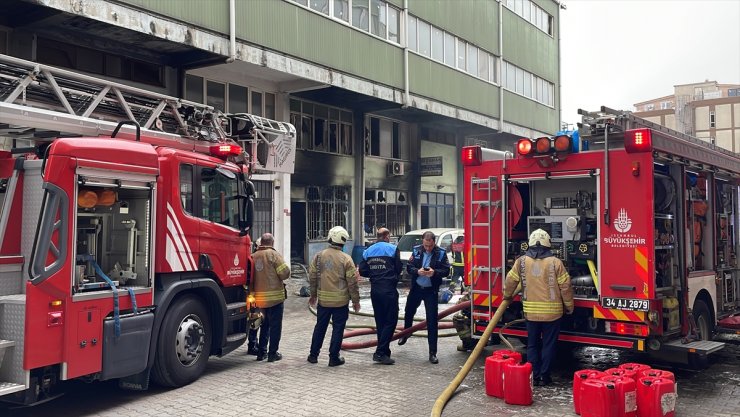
[470,245,490,249]
[471,223,491,227]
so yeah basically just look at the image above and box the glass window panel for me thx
[548,83,554,106]
[506,63,515,89]
[341,123,353,155]
[329,122,338,153]
[515,0,523,15]
[228,84,247,113]
[314,118,326,151]
[387,6,399,43]
[524,72,532,98]
[301,115,314,150]
[352,0,369,31]
[329,108,340,121]
[265,93,275,119]
[467,44,478,74]
[206,80,225,111]
[290,98,301,112]
[421,206,430,229]
[418,20,431,57]
[445,194,454,205]
[420,192,428,205]
[180,164,194,214]
[444,207,454,228]
[478,50,489,79]
[341,110,353,123]
[523,0,531,23]
[515,67,524,94]
[392,122,400,159]
[379,118,392,158]
[432,26,444,61]
[290,113,303,149]
[333,0,349,21]
[310,0,329,14]
[251,90,263,116]
[370,0,386,38]
[457,39,466,70]
[444,32,455,66]
[543,82,549,106]
[490,55,497,83]
[407,16,417,51]
[436,207,444,228]
[185,74,204,103]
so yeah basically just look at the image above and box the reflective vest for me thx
[252,247,290,308]
[503,255,574,322]
[309,246,360,308]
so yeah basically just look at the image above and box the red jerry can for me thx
[492,349,523,364]
[573,369,606,415]
[485,355,517,398]
[503,361,533,406]
[636,377,677,417]
[619,362,651,374]
[600,375,638,417]
[640,369,677,395]
[580,379,619,417]
[605,367,637,381]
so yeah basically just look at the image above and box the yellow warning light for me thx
[50,300,63,307]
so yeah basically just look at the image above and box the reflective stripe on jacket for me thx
[252,246,291,308]
[309,246,360,308]
[503,255,574,322]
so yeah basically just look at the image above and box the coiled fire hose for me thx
[430,282,521,417]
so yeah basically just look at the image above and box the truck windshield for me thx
[397,234,423,252]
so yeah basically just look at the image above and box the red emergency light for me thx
[210,144,243,159]
[461,146,482,166]
[517,135,572,157]
[605,321,649,337]
[517,139,533,156]
[624,128,652,153]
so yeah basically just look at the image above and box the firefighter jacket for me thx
[309,245,360,308]
[407,245,450,292]
[358,241,402,292]
[452,249,464,267]
[503,252,574,322]
[251,246,291,309]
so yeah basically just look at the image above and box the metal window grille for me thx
[251,180,274,240]
[306,185,351,240]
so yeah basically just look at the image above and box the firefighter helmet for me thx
[328,226,349,246]
[528,229,551,248]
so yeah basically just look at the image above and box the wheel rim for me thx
[696,314,710,340]
[175,314,205,367]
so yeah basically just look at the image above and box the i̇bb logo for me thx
[614,208,632,233]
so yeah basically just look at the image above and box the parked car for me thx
[396,228,464,281]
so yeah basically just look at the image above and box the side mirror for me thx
[238,180,255,236]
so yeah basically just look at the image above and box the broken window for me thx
[307,185,351,240]
[364,189,408,238]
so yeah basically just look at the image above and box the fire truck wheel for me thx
[152,295,212,387]
[692,299,713,341]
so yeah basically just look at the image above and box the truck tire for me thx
[151,295,212,387]
[693,299,713,341]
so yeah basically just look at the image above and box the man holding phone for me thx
[398,231,450,364]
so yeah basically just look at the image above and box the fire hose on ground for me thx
[430,282,521,417]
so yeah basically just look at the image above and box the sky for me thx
[559,0,740,128]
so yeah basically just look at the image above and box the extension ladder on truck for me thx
[468,176,504,338]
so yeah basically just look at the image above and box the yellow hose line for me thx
[586,259,599,293]
[430,283,520,417]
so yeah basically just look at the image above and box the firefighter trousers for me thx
[403,287,439,354]
[258,302,284,355]
[525,318,561,381]
[371,287,399,357]
[310,304,349,359]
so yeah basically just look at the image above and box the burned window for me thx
[364,189,408,238]
[290,99,352,156]
[306,185,351,240]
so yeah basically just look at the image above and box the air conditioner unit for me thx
[387,161,404,177]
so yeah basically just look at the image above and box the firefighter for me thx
[307,226,361,367]
[503,229,574,386]
[251,233,291,362]
[358,227,402,365]
[451,235,465,293]
[398,231,450,364]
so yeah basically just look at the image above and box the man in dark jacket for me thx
[398,231,450,364]
[358,228,402,365]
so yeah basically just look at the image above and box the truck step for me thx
[0,381,26,396]
[663,339,725,354]
[226,333,247,344]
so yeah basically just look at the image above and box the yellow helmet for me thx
[528,228,551,248]
[328,226,349,246]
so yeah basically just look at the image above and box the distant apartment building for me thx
[633,81,740,153]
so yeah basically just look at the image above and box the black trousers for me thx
[257,302,284,355]
[526,318,562,380]
[403,286,439,354]
[371,288,399,357]
[310,304,349,359]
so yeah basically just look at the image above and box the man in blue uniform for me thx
[359,228,402,365]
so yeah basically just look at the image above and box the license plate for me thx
[601,297,650,312]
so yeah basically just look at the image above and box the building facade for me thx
[0,0,563,262]
[634,81,740,153]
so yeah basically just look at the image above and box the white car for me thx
[397,228,464,281]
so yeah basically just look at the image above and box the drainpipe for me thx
[498,0,504,134]
[557,2,565,126]
[402,0,410,108]
[226,0,236,63]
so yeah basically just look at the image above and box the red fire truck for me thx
[0,54,295,404]
[462,106,739,366]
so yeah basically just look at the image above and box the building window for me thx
[709,111,716,128]
[185,76,273,116]
[420,192,455,229]
[290,99,353,156]
[306,186,351,240]
[207,80,226,112]
[660,101,673,110]
[503,0,554,36]
[251,180,274,241]
[501,61,554,107]
[364,189,408,238]
[333,0,349,21]
[366,116,408,159]
[180,164,194,215]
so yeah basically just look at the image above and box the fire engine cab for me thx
[462,106,740,366]
[0,54,295,404]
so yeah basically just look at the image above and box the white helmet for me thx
[528,228,551,248]
[328,226,349,246]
